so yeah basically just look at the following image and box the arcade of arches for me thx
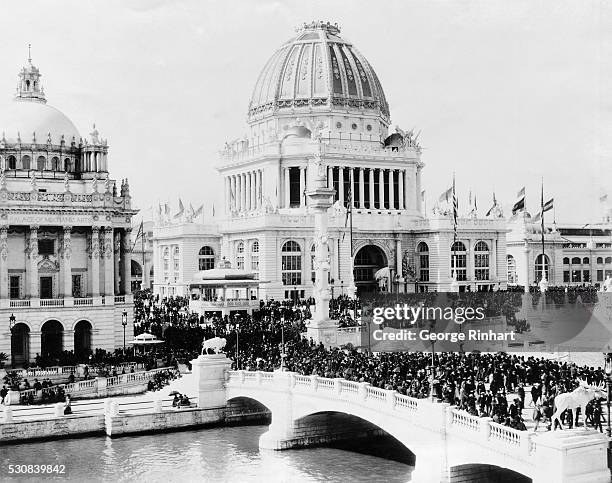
[10,319,93,364]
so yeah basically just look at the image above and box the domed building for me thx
[0,53,137,366]
[153,22,509,302]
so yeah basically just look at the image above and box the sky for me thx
[0,0,609,224]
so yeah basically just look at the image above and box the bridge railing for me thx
[228,370,536,456]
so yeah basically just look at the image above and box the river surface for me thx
[1,425,414,483]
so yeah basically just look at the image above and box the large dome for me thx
[248,21,390,124]
[0,99,80,144]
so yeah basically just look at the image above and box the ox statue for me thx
[552,381,606,430]
[202,337,227,355]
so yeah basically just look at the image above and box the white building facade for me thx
[152,22,508,300]
[506,213,612,288]
[0,55,136,366]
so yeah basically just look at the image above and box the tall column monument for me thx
[305,152,338,346]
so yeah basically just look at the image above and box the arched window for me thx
[198,246,215,270]
[7,155,16,170]
[37,156,46,171]
[450,241,467,281]
[563,257,570,265]
[236,241,245,269]
[606,257,612,264]
[597,257,604,264]
[507,255,517,284]
[474,241,490,281]
[571,257,581,265]
[64,158,71,172]
[582,257,590,265]
[251,240,259,278]
[535,254,550,282]
[21,155,30,170]
[417,242,429,282]
[281,241,302,285]
[51,157,60,171]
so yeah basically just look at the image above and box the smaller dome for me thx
[383,132,403,147]
[0,99,80,144]
[283,125,312,139]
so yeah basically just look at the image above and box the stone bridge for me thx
[221,368,609,483]
[189,354,609,482]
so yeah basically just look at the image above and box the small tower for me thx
[15,45,46,104]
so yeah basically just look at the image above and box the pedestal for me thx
[189,353,232,409]
[305,318,339,347]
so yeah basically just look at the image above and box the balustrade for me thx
[227,370,539,457]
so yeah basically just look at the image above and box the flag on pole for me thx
[212,204,216,217]
[512,187,526,215]
[486,192,497,217]
[532,198,553,223]
[173,198,184,219]
[439,186,453,204]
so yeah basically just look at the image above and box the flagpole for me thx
[141,220,146,290]
[541,178,545,283]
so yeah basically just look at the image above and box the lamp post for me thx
[121,310,128,354]
[9,313,16,368]
[293,285,297,305]
[330,278,335,314]
[280,316,286,371]
[605,353,612,438]
[235,322,240,370]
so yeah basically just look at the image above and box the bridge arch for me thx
[449,463,531,483]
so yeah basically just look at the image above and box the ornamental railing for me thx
[227,370,537,456]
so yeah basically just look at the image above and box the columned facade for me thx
[0,56,136,366]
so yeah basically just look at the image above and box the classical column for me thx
[389,170,395,210]
[121,228,132,295]
[407,167,417,212]
[231,175,237,211]
[358,168,365,209]
[114,231,121,295]
[246,172,252,211]
[299,166,306,207]
[338,167,344,206]
[90,227,100,296]
[28,226,39,298]
[258,170,263,208]
[0,226,8,299]
[395,239,402,287]
[103,227,114,296]
[225,177,230,214]
[378,169,385,209]
[369,168,375,209]
[327,166,333,189]
[416,166,423,214]
[398,170,405,210]
[253,171,259,209]
[62,226,72,298]
[349,167,355,208]
[284,167,290,208]
[492,239,497,280]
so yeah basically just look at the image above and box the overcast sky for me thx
[0,0,609,224]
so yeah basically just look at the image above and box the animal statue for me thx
[551,381,606,430]
[201,337,227,355]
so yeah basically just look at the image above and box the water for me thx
[0,426,414,483]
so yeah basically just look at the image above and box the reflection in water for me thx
[1,426,414,483]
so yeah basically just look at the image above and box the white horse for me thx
[202,337,227,355]
[552,381,606,429]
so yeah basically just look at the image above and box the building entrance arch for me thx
[74,320,92,359]
[41,320,64,359]
[353,245,388,295]
[11,323,30,366]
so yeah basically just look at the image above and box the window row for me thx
[563,256,612,265]
[2,155,81,172]
[417,241,491,283]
